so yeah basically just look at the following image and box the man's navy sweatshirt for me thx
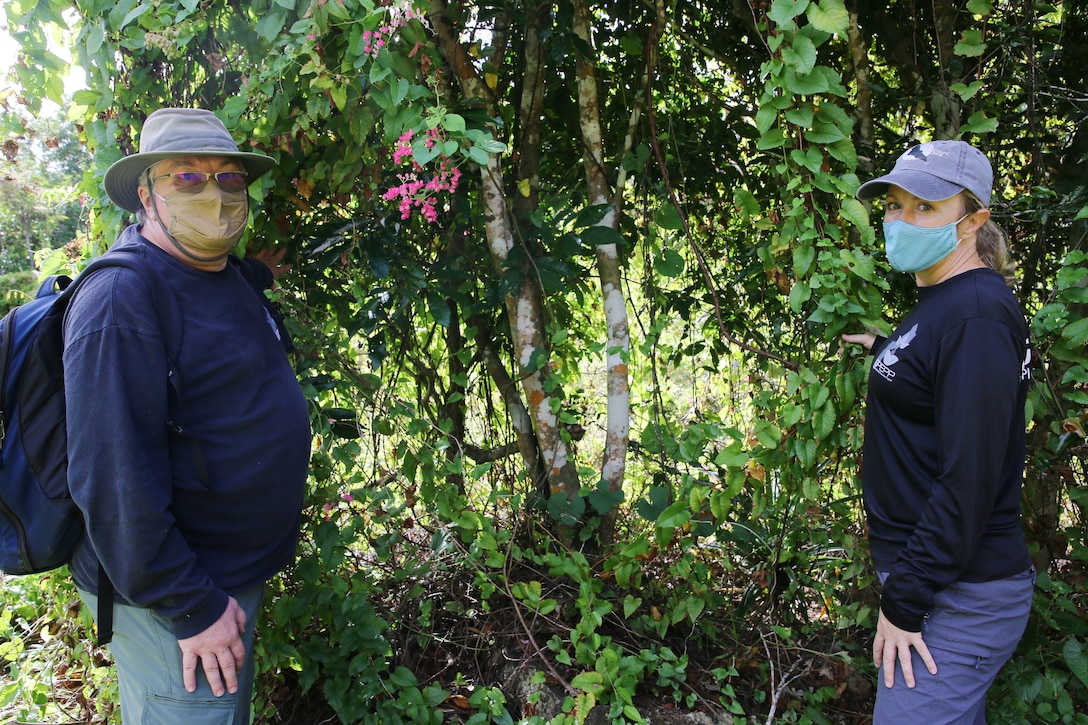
[63,227,311,639]
[863,268,1033,632]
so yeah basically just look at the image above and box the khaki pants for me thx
[78,584,264,725]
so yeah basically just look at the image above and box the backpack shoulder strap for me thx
[63,249,183,363]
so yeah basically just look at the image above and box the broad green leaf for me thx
[767,0,809,25]
[753,419,781,450]
[782,34,817,74]
[961,111,998,134]
[1060,317,1088,346]
[1063,638,1088,688]
[473,137,507,153]
[657,500,691,529]
[655,203,684,231]
[807,0,849,34]
[755,105,779,134]
[329,85,347,111]
[655,248,685,277]
[966,0,992,13]
[793,244,816,277]
[757,127,787,150]
[954,28,986,57]
[788,280,811,312]
[784,105,814,129]
[571,671,604,694]
[256,7,288,42]
[734,187,760,219]
[840,198,870,230]
[814,400,836,440]
[441,113,466,134]
[427,292,451,327]
[785,67,830,96]
[119,2,151,28]
[581,226,624,247]
[950,80,985,101]
[389,666,418,688]
[85,21,105,55]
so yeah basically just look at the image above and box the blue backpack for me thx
[0,251,183,578]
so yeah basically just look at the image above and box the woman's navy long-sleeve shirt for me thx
[863,268,1033,632]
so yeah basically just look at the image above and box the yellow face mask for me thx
[153,185,249,263]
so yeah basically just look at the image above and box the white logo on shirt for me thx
[873,324,918,382]
[1021,337,1032,382]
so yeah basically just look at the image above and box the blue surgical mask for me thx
[883,214,968,273]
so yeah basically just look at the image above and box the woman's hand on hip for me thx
[874,608,938,689]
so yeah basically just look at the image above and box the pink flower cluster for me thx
[362,28,390,58]
[361,3,423,59]
[383,129,462,223]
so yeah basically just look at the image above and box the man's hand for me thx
[178,597,247,697]
[874,608,937,689]
[251,247,292,283]
[841,332,877,351]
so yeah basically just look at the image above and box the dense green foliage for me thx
[0,111,89,276]
[1,0,1086,723]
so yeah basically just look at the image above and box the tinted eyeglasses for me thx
[151,171,249,193]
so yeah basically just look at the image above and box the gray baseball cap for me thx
[856,140,993,206]
[104,108,276,213]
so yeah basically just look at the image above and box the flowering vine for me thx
[383,128,462,223]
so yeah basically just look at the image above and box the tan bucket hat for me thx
[104,108,276,212]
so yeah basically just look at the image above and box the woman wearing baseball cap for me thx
[843,140,1034,723]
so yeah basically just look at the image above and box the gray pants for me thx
[874,568,1034,725]
[78,584,264,725]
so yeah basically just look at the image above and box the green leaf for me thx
[793,244,816,277]
[427,292,451,327]
[441,113,466,134]
[658,500,691,529]
[588,480,624,514]
[734,187,760,219]
[655,248,685,277]
[1060,317,1088,346]
[581,226,624,247]
[950,80,985,101]
[813,399,836,439]
[85,21,106,55]
[961,111,998,134]
[256,7,288,42]
[755,105,780,134]
[966,0,993,14]
[784,67,830,96]
[1063,638,1088,688]
[807,0,849,35]
[767,0,809,26]
[474,137,507,153]
[329,85,347,111]
[571,671,605,694]
[389,666,419,688]
[753,419,782,450]
[788,280,811,312]
[782,35,817,74]
[757,127,787,150]
[954,28,986,57]
[120,2,151,28]
[655,203,684,231]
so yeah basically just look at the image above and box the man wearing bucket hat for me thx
[63,108,311,723]
[843,140,1034,723]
